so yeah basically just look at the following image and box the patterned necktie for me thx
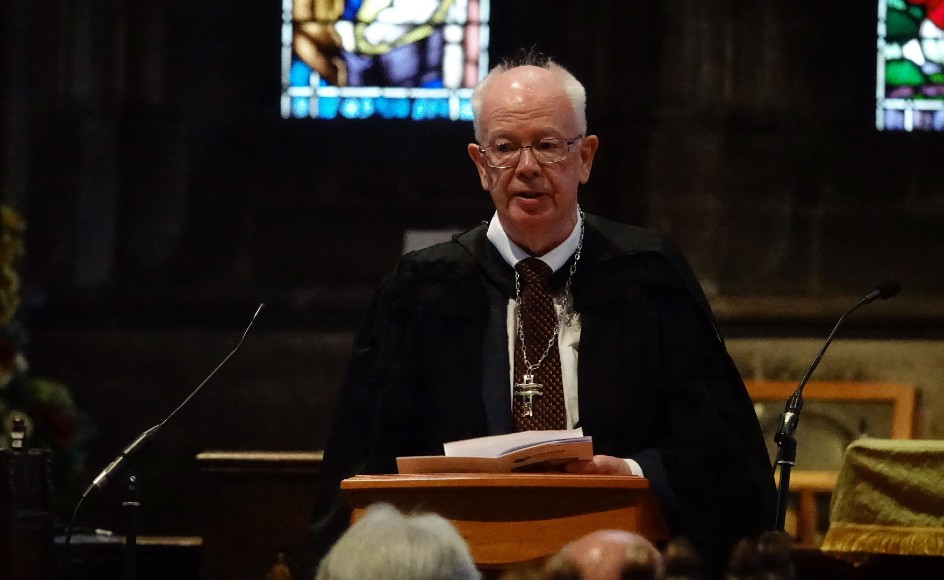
[513,258,566,431]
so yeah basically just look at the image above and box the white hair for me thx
[316,503,481,580]
[470,54,587,143]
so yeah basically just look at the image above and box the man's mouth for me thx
[515,191,544,199]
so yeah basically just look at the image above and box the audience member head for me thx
[500,563,553,580]
[545,529,664,580]
[724,538,759,580]
[662,536,700,580]
[755,531,794,580]
[315,502,481,580]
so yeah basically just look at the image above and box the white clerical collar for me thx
[486,210,583,273]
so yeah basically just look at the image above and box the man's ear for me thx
[467,143,491,190]
[578,135,599,184]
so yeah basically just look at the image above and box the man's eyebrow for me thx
[486,131,517,140]
[486,130,563,142]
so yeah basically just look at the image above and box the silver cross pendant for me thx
[514,374,544,417]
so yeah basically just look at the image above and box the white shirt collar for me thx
[486,210,582,273]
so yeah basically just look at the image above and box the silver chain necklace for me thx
[514,208,584,378]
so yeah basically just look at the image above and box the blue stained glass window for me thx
[317,96,341,119]
[457,98,473,121]
[281,0,490,121]
[376,97,411,119]
[289,60,311,88]
[291,97,310,118]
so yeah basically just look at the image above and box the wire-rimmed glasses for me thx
[478,136,583,169]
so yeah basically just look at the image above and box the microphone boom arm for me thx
[773,282,898,531]
[59,303,266,580]
[81,303,265,499]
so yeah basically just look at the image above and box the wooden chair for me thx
[744,380,916,547]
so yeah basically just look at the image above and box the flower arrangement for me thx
[0,205,92,517]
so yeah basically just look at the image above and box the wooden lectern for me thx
[341,473,669,569]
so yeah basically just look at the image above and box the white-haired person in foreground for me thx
[315,503,481,580]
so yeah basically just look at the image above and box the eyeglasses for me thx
[478,136,583,169]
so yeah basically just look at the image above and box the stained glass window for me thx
[878,0,944,131]
[281,0,490,121]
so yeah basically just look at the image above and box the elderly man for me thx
[544,529,664,580]
[308,52,773,577]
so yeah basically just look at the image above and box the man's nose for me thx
[514,146,541,174]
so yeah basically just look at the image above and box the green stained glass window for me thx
[878,0,944,130]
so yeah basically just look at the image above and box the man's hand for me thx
[563,454,635,475]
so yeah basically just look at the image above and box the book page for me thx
[443,428,584,458]
[397,437,593,474]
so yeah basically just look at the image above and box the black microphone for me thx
[864,279,901,304]
[82,303,265,499]
[773,281,899,530]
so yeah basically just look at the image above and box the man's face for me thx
[467,66,598,255]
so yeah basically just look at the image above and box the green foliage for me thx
[0,205,94,521]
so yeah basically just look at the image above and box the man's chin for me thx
[502,204,571,247]
[509,195,551,215]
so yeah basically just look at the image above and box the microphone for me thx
[773,281,899,530]
[865,279,901,303]
[81,303,265,499]
[58,304,266,580]
[776,279,901,440]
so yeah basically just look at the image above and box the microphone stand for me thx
[122,475,139,580]
[773,283,899,531]
[58,303,265,580]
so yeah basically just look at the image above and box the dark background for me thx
[2,0,943,540]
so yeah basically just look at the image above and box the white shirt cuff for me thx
[623,458,644,477]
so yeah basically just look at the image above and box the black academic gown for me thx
[307,214,774,577]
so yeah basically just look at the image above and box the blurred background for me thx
[2,0,943,572]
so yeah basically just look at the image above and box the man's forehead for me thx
[483,66,561,104]
[479,66,576,134]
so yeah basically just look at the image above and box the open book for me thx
[396,428,593,474]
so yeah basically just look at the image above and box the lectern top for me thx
[341,473,650,490]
